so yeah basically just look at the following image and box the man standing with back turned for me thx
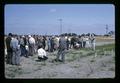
[56,35,67,63]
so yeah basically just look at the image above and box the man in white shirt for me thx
[37,45,48,61]
[28,35,35,56]
[29,35,35,44]
[90,34,96,51]
[85,36,91,48]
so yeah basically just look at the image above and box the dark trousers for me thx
[38,56,48,61]
[20,45,26,56]
[51,44,54,52]
[12,49,21,65]
[29,44,35,56]
[78,42,82,48]
[57,49,65,62]
[25,50,29,57]
[67,43,69,50]
[48,44,51,52]
[83,41,86,48]
[6,51,12,64]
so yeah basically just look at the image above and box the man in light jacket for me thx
[28,35,35,56]
[10,34,21,65]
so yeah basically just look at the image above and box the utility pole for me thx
[58,19,62,35]
[106,24,108,34]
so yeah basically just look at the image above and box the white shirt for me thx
[29,37,35,44]
[5,48,7,55]
[68,38,71,41]
[65,36,68,40]
[82,37,86,42]
[37,48,47,58]
[76,43,80,47]
[56,37,60,42]
[25,45,29,51]
[85,38,89,41]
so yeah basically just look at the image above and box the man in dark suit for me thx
[50,37,54,52]
[56,35,67,63]
[5,33,13,64]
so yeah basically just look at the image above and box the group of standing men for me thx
[5,33,21,65]
[5,33,96,65]
[5,33,36,65]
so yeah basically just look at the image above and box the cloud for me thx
[50,8,56,13]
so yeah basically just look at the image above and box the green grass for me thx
[65,43,115,62]
[96,43,115,51]
[96,44,115,56]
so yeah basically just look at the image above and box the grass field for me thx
[95,36,115,42]
[5,42,115,78]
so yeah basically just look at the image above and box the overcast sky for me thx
[5,4,115,35]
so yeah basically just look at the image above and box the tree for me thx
[81,33,85,36]
[72,33,77,36]
[108,31,115,35]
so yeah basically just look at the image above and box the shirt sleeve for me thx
[44,50,47,56]
[10,40,12,48]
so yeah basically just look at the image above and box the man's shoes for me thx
[16,64,21,66]
[54,59,58,62]
[54,59,65,63]
[25,56,29,58]
[58,59,62,62]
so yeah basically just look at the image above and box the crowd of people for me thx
[5,33,96,65]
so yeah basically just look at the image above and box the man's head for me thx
[38,45,43,49]
[8,33,12,37]
[91,33,95,37]
[11,34,17,38]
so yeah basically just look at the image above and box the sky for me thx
[5,4,115,35]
